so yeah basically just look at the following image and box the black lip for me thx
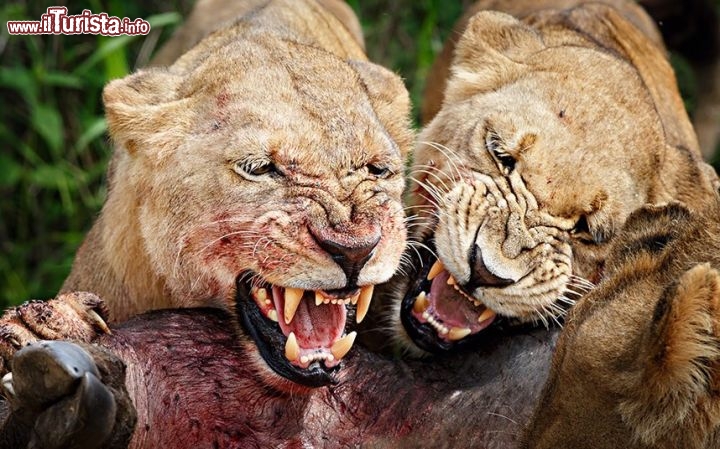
[399,238,528,354]
[235,275,339,388]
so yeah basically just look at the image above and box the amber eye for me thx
[233,159,279,180]
[367,163,393,179]
[486,132,515,174]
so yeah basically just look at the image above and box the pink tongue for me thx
[430,271,486,328]
[273,287,346,350]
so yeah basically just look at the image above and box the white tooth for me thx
[257,288,267,301]
[300,355,309,364]
[413,291,430,314]
[478,308,497,323]
[473,300,481,307]
[285,332,300,361]
[331,331,357,360]
[1,373,14,398]
[324,299,331,305]
[315,292,323,306]
[447,276,457,286]
[448,326,472,341]
[284,288,304,324]
[427,260,445,281]
[422,311,429,320]
[331,299,338,305]
[267,309,278,322]
[356,285,374,323]
[327,354,335,362]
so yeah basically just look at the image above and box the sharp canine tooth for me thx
[413,291,430,313]
[427,260,445,280]
[315,292,323,306]
[285,332,300,361]
[267,309,278,322]
[447,276,456,286]
[478,308,496,323]
[331,331,357,360]
[356,285,374,323]
[284,288,304,324]
[448,327,472,341]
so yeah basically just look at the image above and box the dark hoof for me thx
[3,341,117,449]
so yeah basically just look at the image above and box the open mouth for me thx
[235,274,373,387]
[400,240,500,354]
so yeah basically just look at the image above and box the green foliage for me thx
[348,0,474,123]
[0,1,186,308]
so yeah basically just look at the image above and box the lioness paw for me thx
[0,292,110,375]
[620,263,720,448]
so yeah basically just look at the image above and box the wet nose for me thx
[311,228,380,286]
[466,245,514,290]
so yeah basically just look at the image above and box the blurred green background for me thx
[0,1,718,309]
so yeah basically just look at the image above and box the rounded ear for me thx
[103,68,191,157]
[619,263,720,447]
[349,60,414,159]
[444,11,545,105]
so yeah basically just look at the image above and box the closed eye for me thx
[571,215,609,244]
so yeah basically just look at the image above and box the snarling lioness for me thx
[390,0,719,354]
[0,0,413,388]
[523,201,720,449]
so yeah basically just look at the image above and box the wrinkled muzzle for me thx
[403,174,579,350]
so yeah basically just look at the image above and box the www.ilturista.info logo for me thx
[7,7,150,36]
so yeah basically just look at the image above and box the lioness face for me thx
[523,203,720,449]
[104,39,412,386]
[394,13,671,354]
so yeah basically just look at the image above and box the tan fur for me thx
[523,202,720,449]
[391,0,719,352]
[150,0,365,67]
[60,0,413,323]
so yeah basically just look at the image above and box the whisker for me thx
[418,140,464,181]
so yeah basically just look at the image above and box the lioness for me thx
[0,0,413,388]
[523,201,720,449]
[390,0,719,354]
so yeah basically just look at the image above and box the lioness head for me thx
[391,4,719,354]
[98,10,413,387]
[522,202,720,449]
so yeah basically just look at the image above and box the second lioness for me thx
[0,0,413,387]
[391,0,719,354]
